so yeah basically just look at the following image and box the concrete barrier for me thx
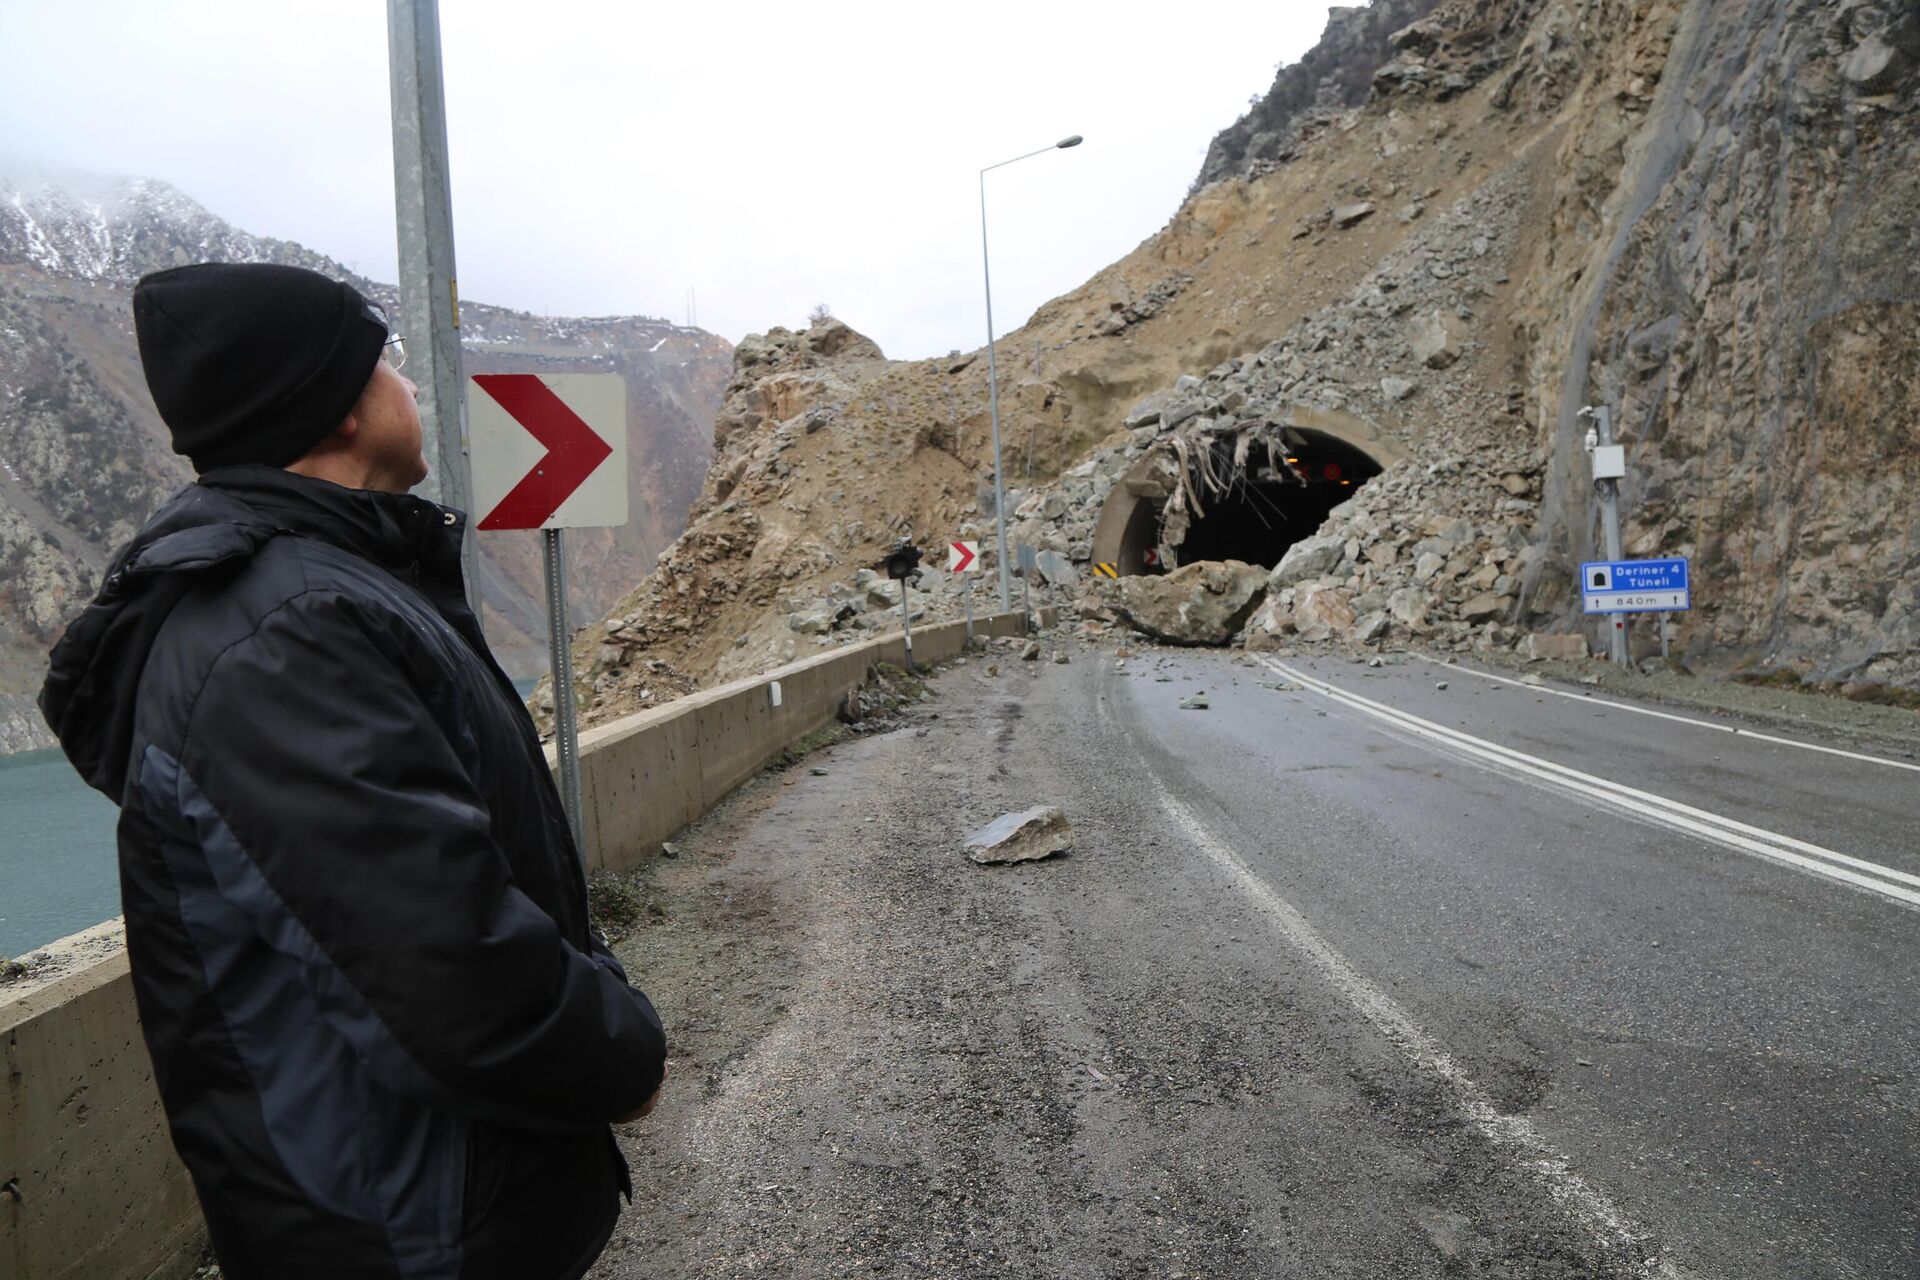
[0,609,1036,1278]
[572,609,1037,869]
[1,926,204,1280]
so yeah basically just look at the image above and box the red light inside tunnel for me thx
[1322,462,1343,482]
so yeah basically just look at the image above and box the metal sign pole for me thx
[543,529,585,858]
[1659,611,1671,661]
[963,577,975,648]
[387,0,480,622]
[899,576,916,672]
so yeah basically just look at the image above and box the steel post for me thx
[543,529,585,859]
[976,139,1080,613]
[980,173,1012,613]
[900,577,916,672]
[1594,406,1631,670]
[387,0,480,620]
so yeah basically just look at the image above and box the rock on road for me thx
[589,641,1920,1279]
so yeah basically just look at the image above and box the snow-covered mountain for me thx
[2,164,351,286]
[0,165,730,752]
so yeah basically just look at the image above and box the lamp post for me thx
[980,133,1082,611]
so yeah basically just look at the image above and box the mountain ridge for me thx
[0,166,729,753]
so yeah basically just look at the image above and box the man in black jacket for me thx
[40,262,666,1280]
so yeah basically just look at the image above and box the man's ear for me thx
[332,412,362,444]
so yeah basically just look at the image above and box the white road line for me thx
[1101,701,1684,1278]
[1405,654,1920,775]
[1260,657,1920,911]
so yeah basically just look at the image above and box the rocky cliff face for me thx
[1512,0,1920,685]
[564,0,1919,728]
[1193,0,1447,192]
[0,168,727,751]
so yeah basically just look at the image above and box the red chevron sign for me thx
[468,374,627,531]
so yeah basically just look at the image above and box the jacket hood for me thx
[39,466,464,798]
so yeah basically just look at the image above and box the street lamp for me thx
[980,133,1083,611]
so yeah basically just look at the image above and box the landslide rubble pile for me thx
[1005,172,1544,652]
[566,0,1920,728]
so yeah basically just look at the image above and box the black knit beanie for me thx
[132,263,390,473]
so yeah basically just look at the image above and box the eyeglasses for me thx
[362,300,406,373]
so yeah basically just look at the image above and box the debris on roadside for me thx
[1180,693,1211,710]
[1054,652,1071,665]
[1,955,41,983]
[1525,633,1588,662]
[1435,681,1450,691]
[966,806,1075,865]
[1022,641,1042,661]
[836,661,932,729]
[1258,681,1298,693]
[660,841,680,859]
[586,869,667,944]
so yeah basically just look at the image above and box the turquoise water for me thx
[0,748,122,957]
[0,676,543,957]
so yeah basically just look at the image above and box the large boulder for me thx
[1112,560,1268,646]
[1407,310,1468,369]
[803,318,885,361]
[1526,632,1588,661]
[1333,201,1376,228]
[1842,34,1909,93]
[1460,592,1513,623]
[1244,596,1293,650]
[966,807,1074,865]
[1388,586,1431,632]
[1293,582,1358,642]
[788,599,855,635]
[1268,534,1347,589]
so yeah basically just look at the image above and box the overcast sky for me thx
[2,1,1337,360]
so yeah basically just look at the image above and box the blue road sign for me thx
[1581,557,1690,614]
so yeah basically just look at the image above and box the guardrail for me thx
[1,609,1037,1280]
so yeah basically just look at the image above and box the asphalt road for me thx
[592,640,1919,1279]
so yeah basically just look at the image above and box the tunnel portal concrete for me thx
[1091,407,1401,577]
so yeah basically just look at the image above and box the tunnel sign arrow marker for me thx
[469,373,627,531]
[948,540,979,574]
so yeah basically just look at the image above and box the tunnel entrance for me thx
[1113,430,1383,574]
